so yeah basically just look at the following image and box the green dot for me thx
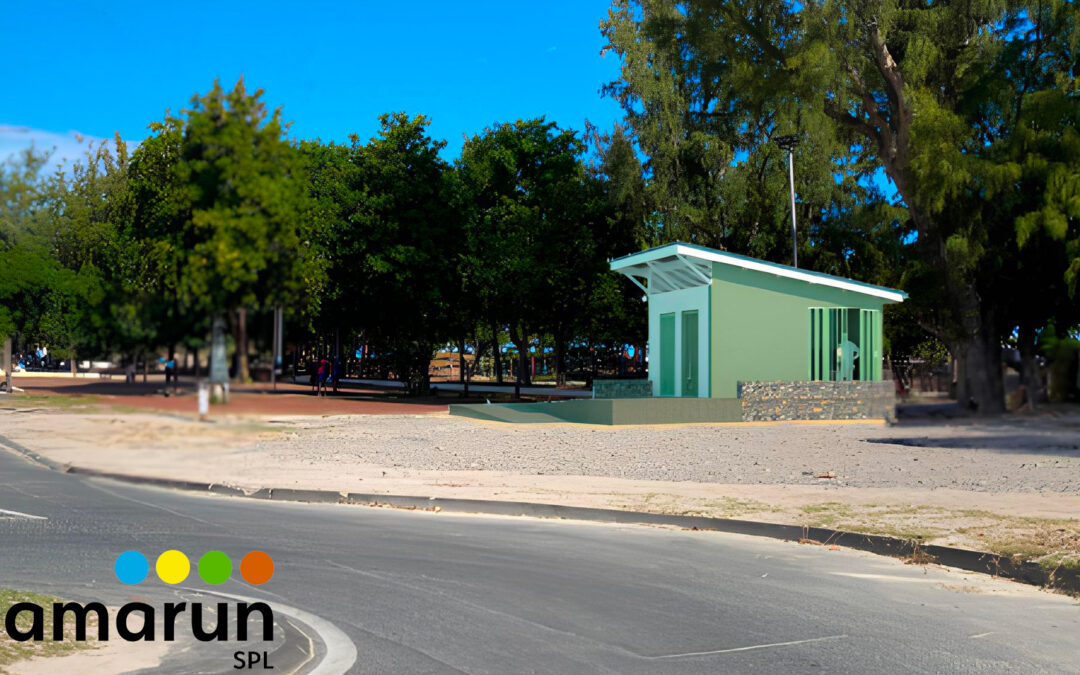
[198,551,232,585]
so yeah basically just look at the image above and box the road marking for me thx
[649,634,848,659]
[189,588,357,675]
[0,508,47,520]
[969,632,993,639]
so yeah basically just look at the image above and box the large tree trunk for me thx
[168,343,176,390]
[1018,322,1044,405]
[951,347,967,404]
[509,323,530,397]
[234,308,251,383]
[2,337,11,393]
[209,311,229,402]
[554,329,567,388]
[490,320,503,384]
[953,310,1005,415]
[456,338,470,398]
[333,326,340,394]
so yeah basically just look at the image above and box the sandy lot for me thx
[1,406,1078,566]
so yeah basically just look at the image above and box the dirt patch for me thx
[2,407,1079,569]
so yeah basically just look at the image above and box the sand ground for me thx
[1,404,1077,567]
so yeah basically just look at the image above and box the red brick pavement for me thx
[10,377,449,416]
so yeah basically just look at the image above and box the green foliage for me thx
[458,118,644,384]
[602,0,1080,412]
[131,79,314,317]
[601,0,890,270]
[353,113,465,392]
[0,149,54,339]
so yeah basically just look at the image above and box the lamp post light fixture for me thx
[774,134,800,268]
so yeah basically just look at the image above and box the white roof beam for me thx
[676,254,712,285]
[620,272,649,296]
[645,260,682,293]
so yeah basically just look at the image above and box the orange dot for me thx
[240,551,274,585]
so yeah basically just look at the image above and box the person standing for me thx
[317,358,329,397]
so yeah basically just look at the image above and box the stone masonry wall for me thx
[592,379,653,399]
[738,380,896,422]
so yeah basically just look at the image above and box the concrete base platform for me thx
[449,398,742,425]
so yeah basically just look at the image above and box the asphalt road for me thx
[0,449,1077,674]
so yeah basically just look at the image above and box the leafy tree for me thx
[349,113,464,394]
[602,0,1080,413]
[459,119,601,388]
[130,78,315,384]
[0,149,54,343]
[43,137,154,369]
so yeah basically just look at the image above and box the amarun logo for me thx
[4,549,278,668]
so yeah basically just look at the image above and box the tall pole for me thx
[787,148,798,268]
[2,337,11,393]
[271,307,278,391]
[775,134,800,268]
[271,306,283,391]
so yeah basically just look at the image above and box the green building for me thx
[610,242,907,399]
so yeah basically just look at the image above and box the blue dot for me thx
[115,551,149,585]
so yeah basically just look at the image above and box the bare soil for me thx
[1,402,1077,571]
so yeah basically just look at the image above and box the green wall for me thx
[709,263,887,398]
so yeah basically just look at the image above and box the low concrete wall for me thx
[449,397,742,425]
[738,380,896,422]
[592,379,652,399]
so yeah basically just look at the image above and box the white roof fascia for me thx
[613,243,906,303]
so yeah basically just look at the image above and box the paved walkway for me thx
[9,377,448,416]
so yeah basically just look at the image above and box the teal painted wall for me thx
[709,263,887,398]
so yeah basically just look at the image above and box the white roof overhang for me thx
[610,243,908,303]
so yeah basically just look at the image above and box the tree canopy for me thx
[602,0,1080,411]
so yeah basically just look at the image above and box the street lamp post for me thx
[775,134,800,268]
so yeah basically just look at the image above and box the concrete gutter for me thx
[1,433,1075,595]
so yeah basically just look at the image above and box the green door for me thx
[659,313,675,396]
[682,310,699,397]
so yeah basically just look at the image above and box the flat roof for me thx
[610,242,908,303]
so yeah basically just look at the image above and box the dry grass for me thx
[0,394,102,410]
[0,590,97,673]
[635,497,1080,568]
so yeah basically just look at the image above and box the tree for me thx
[44,137,153,371]
[0,148,54,344]
[460,118,601,389]
[350,113,464,394]
[130,78,315,387]
[602,0,1080,413]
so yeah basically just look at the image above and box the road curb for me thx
[1,432,1075,594]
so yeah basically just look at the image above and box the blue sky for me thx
[1,1,624,167]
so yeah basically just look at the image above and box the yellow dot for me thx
[156,550,190,584]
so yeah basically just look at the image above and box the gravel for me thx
[257,414,1080,493]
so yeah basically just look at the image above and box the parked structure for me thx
[450,243,907,425]
[609,242,907,398]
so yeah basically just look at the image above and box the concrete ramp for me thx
[447,403,571,424]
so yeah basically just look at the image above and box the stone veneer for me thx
[738,380,896,422]
[592,379,653,399]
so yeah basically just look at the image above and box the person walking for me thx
[317,358,330,397]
